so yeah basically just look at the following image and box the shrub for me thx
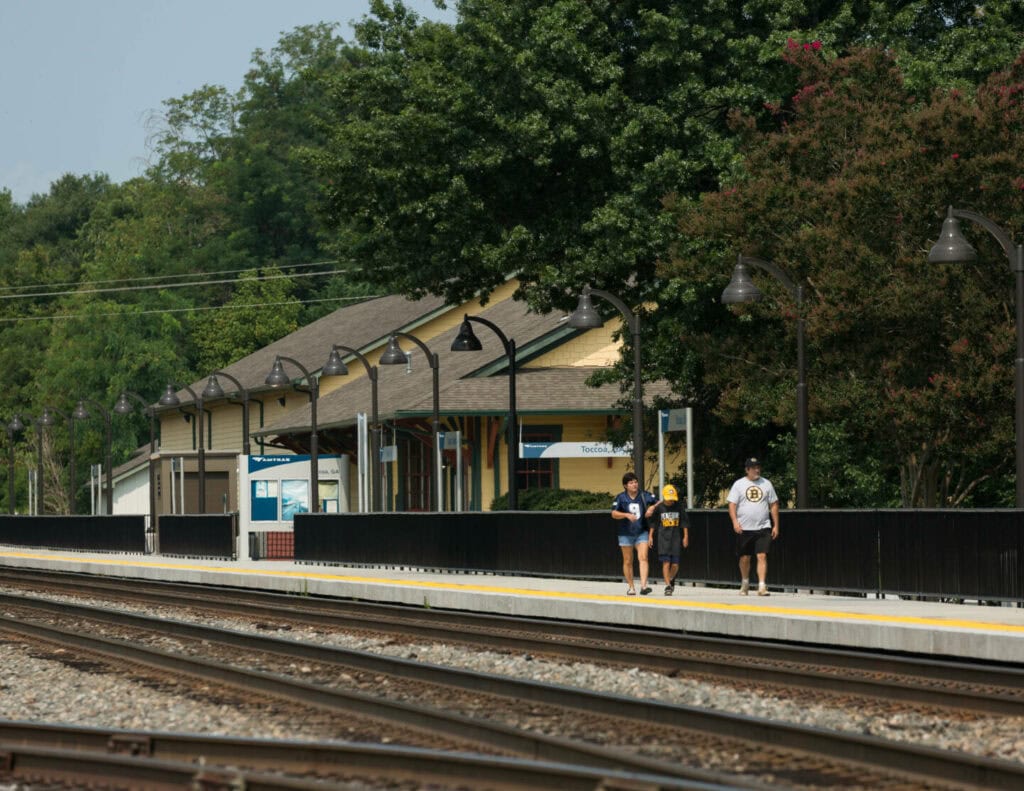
[490,488,612,511]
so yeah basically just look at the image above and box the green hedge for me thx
[490,488,612,511]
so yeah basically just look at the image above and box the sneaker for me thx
[664,585,674,596]
[640,586,653,596]
[758,586,770,597]
[739,581,750,596]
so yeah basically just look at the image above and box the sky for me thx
[0,0,455,205]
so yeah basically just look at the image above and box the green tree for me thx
[194,267,301,372]
[311,1,1023,311]
[670,46,1024,506]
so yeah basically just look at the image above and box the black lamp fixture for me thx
[722,254,810,508]
[158,383,206,513]
[202,371,251,456]
[263,356,320,513]
[6,415,24,514]
[323,345,381,511]
[451,315,519,510]
[568,286,646,487]
[379,332,442,512]
[928,205,1024,506]
[72,398,113,514]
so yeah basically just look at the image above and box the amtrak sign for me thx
[519,441,632,459]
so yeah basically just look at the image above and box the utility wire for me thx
[0,267,353,301]
[0,294,383,324]
[0,259,345,295]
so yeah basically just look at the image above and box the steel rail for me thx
[0,609,741,789]
[2,595,1024,790]
[0,722,724,791]
[3,568,1023,715]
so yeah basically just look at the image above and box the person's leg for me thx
[637,541,650,592]
[620,545,635,592]
[757,552,769,594]
[662,559,671,587]
[668,561,679,582]
[738,554,751,594]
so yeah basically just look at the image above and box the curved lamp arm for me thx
[738,254,802,304]
[950,207,1017,265]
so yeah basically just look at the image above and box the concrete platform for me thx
[1,548,1023,664]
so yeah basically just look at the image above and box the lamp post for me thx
[264,356,320,513]
[379,332,442,512]
[322,345,380,510]
[113,391,158,530]
[158,384,205,513]
[451,315,519,510]
[722,254,810,508]
[72,399,113,514]
[33,415,45,515]
[201,372,251,456]
[929,205,1024,506]
[568,287,646,486]
[6,415,24,514]
[41,406,76,514]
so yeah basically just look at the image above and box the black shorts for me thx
[736,527,772,557]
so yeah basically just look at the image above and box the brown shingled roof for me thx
[158,293,447,407]
[254,295,673,437]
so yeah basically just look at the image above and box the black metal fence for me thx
[0,515,146,553]
[158,513,238,559]
[294,508,1024,602]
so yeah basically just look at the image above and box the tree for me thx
[311,0,1024,312]
[669,45,1024,506]
[194,267,301,372]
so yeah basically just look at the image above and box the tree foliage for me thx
[670,45,1024,506]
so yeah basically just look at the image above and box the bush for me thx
[490,488,612,511]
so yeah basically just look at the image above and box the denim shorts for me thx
[658,554,680,563]
[618,532,649,548]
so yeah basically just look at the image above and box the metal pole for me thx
[686,407,694,509]
[796,285,809,509]
[36,421,44,515]
[658,410,665,496]
[1015,245,1024,506]
[431,356,441,512]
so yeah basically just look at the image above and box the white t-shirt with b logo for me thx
[727,476,778,531]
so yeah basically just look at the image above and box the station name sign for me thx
[519,441,632,459]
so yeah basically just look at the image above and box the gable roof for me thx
[160,293,447,406]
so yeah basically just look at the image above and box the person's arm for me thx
[728,501,742,534]
[770,501,780,539]
[682,525,689,549]
[645,500,661,518]
[611,496,636,522]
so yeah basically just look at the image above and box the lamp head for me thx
[201,375,225,400]
[72,400,91,420]
[264,358,292,388]
[7,415,25,435]
[322,347,349,377]
[379,335,409,366]
[158,384,182,407]
[39,408,57,427]
[928,207,978,264]
[450,316,483,352]
[721,261,764,304]
[567,290,604,329]
[113,393,134,415]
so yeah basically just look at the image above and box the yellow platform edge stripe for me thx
[2,550,1023,635]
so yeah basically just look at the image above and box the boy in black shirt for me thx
[646,484,688,595]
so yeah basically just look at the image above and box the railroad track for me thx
[0,721,720,790]
[0,573,1022,788]
[2,567,1021,717]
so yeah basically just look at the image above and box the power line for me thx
[0,294,384,324]
[0,267,354,301]
[0,259,345,295]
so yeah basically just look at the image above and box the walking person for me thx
[727,457,779,596]
[611,472,656,595]
[646,484,688,595]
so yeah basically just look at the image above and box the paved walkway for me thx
[1,548,1022,663]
